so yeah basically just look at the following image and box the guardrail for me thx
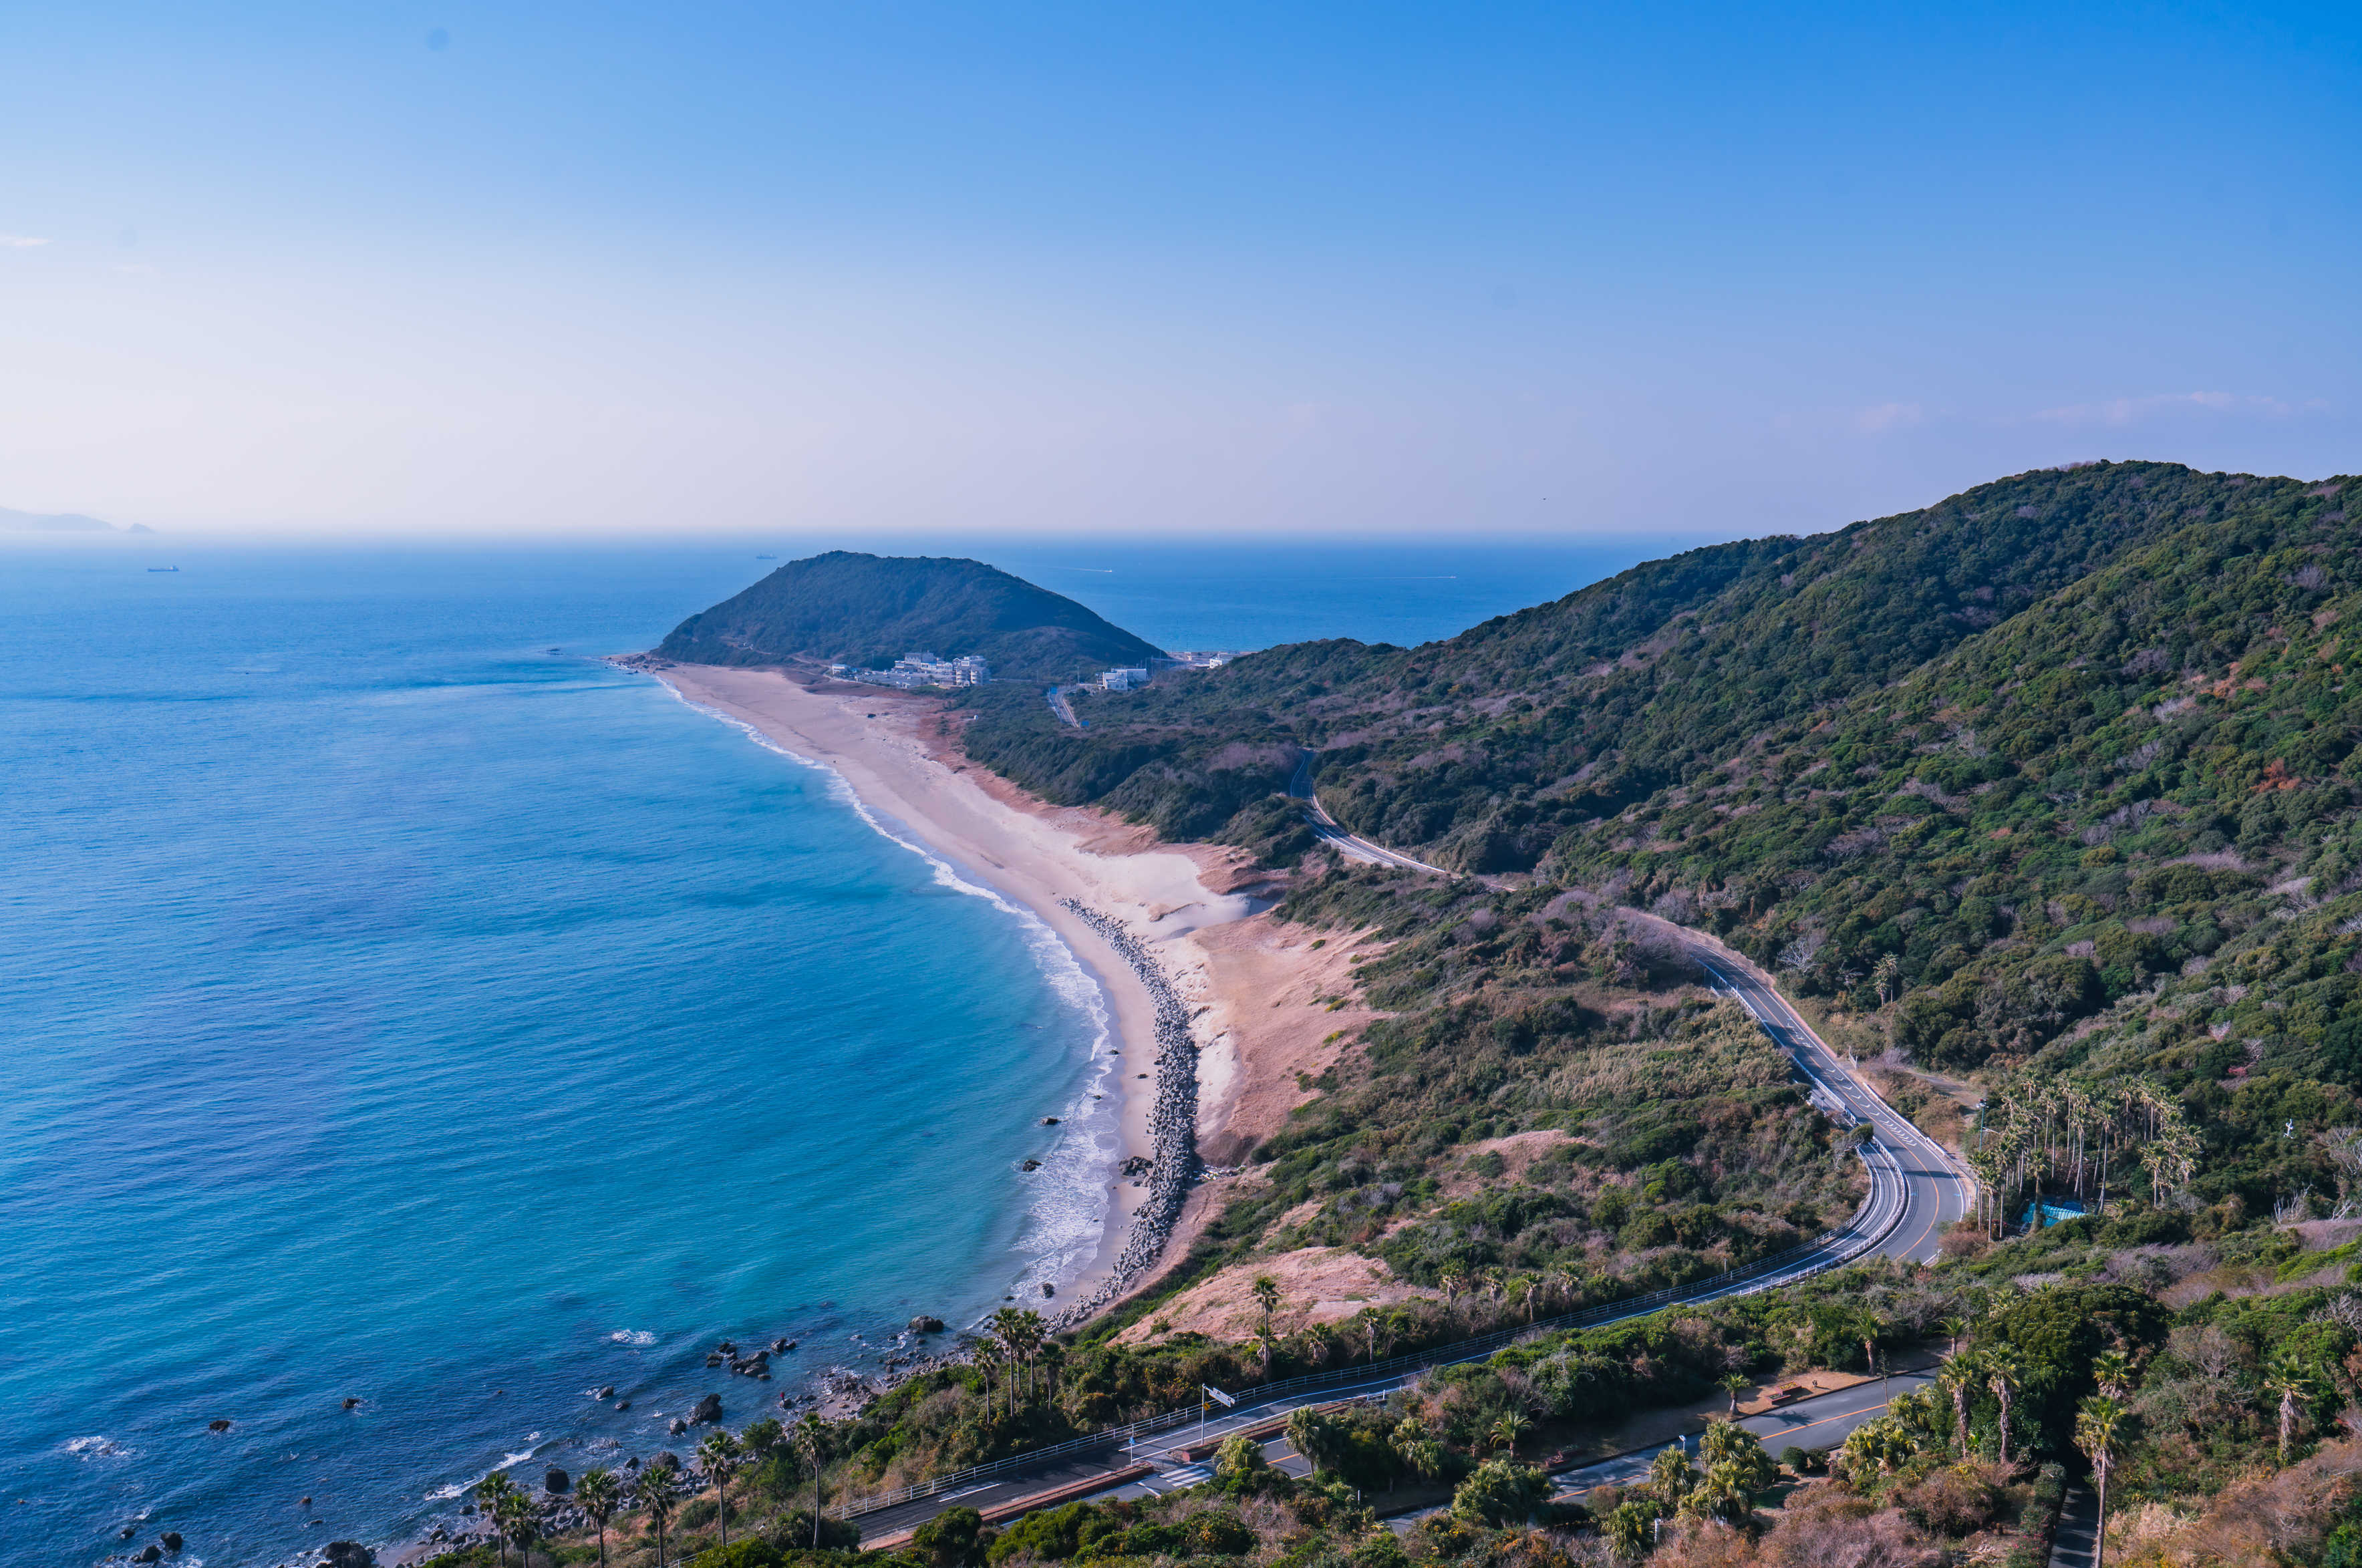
[837,1138,1905,1521]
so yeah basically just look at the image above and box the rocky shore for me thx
[1048,900,1201,1328]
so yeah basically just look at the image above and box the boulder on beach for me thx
[323,1542,376,1568]
[908,1315,944,1334]
[545,1466,571,1494]
[1040,1282,1056,1297]
[690,1393,724,1425]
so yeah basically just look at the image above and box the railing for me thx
[837,1138,1906,1520]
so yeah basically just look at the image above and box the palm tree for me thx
[1251,1275,1281,1373]
[971,1337,1002,1416]
[1490,1411,1531,1456]
[637,1466,678,1568]
[1936,1352,1978,1455]
[1938,1315,1969,1357]
[1719,1373,1749,1416]
[2092,1348,2136,1400]
[2265,1361,2311,1464]
[1648,1442,1696,1506]
[1286,1406,1336,1474]
[575,1468,621,1568]
[796,1412,829,1549]
[1984,1352,2023,1466]
[698,1428,742,1549]
[2075,1396,2125,1568]
[475,1472,519,1568]
[496,1489,539,1568]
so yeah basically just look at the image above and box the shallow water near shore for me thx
[0,546,1117,1566]
[0,537,1671,1565]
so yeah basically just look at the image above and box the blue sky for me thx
[1,2,2357,537]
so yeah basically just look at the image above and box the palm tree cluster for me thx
[1964,1074,2199,1235]
[973,1306,1053,1418]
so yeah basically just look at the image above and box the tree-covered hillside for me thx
[961,462,2330,871]
[660,551,1165,681]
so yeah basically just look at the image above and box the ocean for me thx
[0,533,1689,1565]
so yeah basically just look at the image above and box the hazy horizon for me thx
[5,3,2358,540]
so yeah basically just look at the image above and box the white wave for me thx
[658,681,1125,1300]
[424,1437,545,1501]
[609,1329,655,1346]
[64,1435,132,1460]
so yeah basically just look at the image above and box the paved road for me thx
[1384,1372,1934,1529]
[1287,752,1455,875]
[1046,686,1082,728]
[851,785,1970,1542]
[1676,937,1969,1265]
[2049,1485,2097,1568]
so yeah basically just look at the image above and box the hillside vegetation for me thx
[500,461,2362,1568]
[660,551,1165,681]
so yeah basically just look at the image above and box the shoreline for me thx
[390,657,1390,1565]
[629,657,1271,1310]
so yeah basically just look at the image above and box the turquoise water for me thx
[0,536,1681,1566]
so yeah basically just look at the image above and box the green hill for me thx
[657,551,1165,681]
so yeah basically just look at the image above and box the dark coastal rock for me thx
[768,1337,790,1353]
[545,1467,570,1494]
[782,1339,797,1350]
[908,1315,944,1334]
[341,1397,361,1410]
[704,1354,724,1367]
[616,1400,631,1410]
[668,1418,688,1435]
[206,1419,232,1433]
[625,1456,641,1470]
[1040,1116,1060,1125]
[1040,1282,1056,1297]
[652,1450,682,1472]
[717,1340,738,1355]
[689,1393,723,1425]
[597,1385,615,1399]
[162,1533,183,1552]
[323,1542,376,1568]
[122,1526,138,1539]
[136,1546,161,1563]
[1020,1159,1040,1171]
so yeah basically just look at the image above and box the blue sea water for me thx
[0,534,1684,1567]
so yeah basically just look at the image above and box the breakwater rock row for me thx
[1052,900,1200,1328]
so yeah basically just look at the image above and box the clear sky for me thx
[3,2,2357,538]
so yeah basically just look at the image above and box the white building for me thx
[837,652,991,689]
[1100,667,1151,691]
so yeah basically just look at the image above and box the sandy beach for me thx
[639,661,1378,1310]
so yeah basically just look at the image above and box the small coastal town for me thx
[828,651,1239,694]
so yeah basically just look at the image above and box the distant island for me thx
[657,551,1163,682]
[0,506,154,534]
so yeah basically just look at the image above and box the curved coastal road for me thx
[1282,750,1968,1265]
[1287,752,1456,875]
[852,775,1970,1541]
